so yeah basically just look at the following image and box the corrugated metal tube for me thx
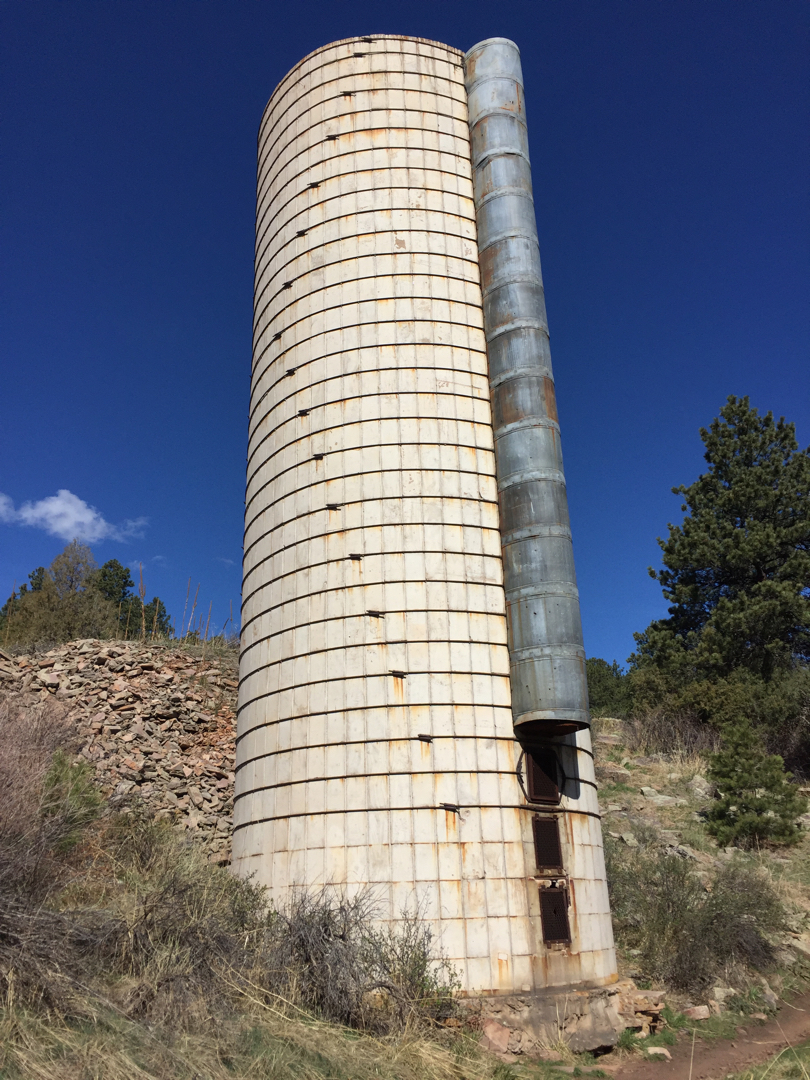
[464,38,589,741]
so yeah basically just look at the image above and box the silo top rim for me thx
[464,37,520,60]
[263,34,464,121]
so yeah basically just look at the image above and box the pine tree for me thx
[706,718,808,847]
[586,657,632,716]
[631,395,810,683]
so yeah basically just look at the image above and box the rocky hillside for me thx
[593,716,810,1017]
[0,638,238,863]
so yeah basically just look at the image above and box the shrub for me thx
[264,887,459,1031]
[706,718,808,847]
[605,838,784,992]
[624,706,720,758]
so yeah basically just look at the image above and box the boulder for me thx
[688,774,714,799]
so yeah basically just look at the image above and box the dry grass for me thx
[0,1002,495,1080]
[623,707,720,761]
[0,692,495,1080]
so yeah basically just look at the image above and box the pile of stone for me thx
[0,639,238,863]
[476,980,668,1056]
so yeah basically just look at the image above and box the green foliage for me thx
[1,541,118,645]
[93,558,134,604]
[121,594,172,639]
[631,395,810,684]
[705,718,808,847]
[0,542,172,645]
[605,838,785,991]
[41,751,102,852]
[586,657,632,716]
[627,397,810,768]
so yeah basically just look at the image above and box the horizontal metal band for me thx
[253,274,483,358]
[242,519,502,594]
[479,271,544,297]
[261,47,464,157]
[498,523,572,547]
[233,803,602,834]
[238,626,508,674]
[247,393,493,486]
[258,129,471,228]
[254,264,481,344]
[234,767,520,804]
[248,374,490,474]
[468,105,528,129]
[476,228,540,257]
[256,213,477,307]
[496,468,566,490]
[509,642,587,663]
[246,448,495,521]
[484,317,548,342]
[236,733,528,773]
[493,415,560,439]
[243,490,499,567]
[251,308,486,384]
[259,98,470,193]
[242,565,505,626]
[236,702,515,748]
[255,219,480,314]
[505,582,580,603]
[237,665,510,712]
[249,332,487,428]
[472,149,532,172]
[475,186,534,212]
[489,364,552,389]
[242,495,501,590]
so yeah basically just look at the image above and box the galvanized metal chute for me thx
[464,37,590,746]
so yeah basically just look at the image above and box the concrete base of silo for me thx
[463,980,645,1054]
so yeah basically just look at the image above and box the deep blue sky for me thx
[1,1,807,662]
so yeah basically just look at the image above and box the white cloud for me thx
[0,489,147,543]
[217,556,236,567]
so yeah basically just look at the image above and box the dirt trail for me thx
[612,990,810,1080]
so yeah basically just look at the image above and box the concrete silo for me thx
[234,34,618,1043]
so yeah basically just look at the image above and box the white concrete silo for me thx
[234,34,617,1020]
